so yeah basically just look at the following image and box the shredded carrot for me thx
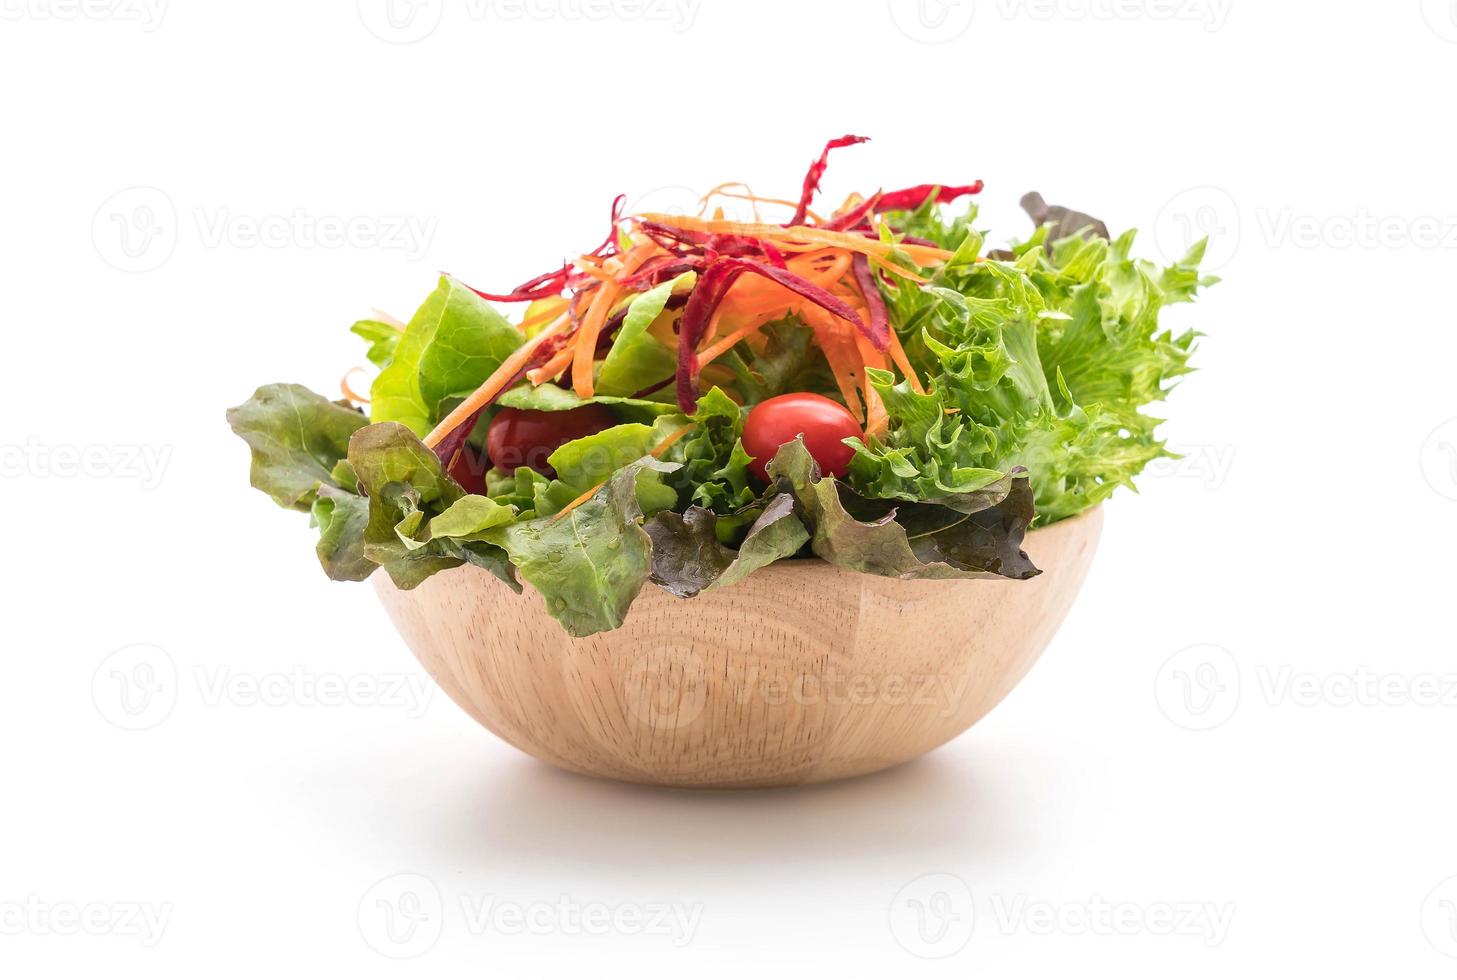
[572,243,655,399]
[549,423,696,523]
[850,326,889,438]
[869,255,930,285]
[697,185,824,224]
[573,263,615,283]
[696,309,788,366]
[798,304,865,420]
[525,344,575,385]
[884,344,923,394]
[634,213,955,264]
[886,326,926,395]
[340,367,371,404]
[516,300,567,336]
[423,313,570,449]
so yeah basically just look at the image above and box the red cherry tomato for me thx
[486,405,618,477]
[742,393,863,484]
[446,443,490,495]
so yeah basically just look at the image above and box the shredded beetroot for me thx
[458,195,627,303]
[789,135,869,227]
[636,220,773,262]
[676,257,872,412]
[824,191,882,231]
[630,375,674,399]
[851,254,892,351]
[875,182,984,212]
[617,256,704,291]
[675,261,739,412]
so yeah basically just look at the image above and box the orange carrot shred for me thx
[572,243,655,399]
[423,313,570,450]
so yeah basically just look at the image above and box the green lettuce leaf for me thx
[772,439,1038,580]
[311,485,373,581]
[495,382,680,418]
[532,415,687,516]
[486,465,550,518]
[226,383,368,510]
[483,457,680,636]
[644,492,809,598]
[595,272,689,397]
[659,386,755,515]
[350,319,404,369]
[851,212,1208,525]
[370,276,524,435]
[347,421,518,590]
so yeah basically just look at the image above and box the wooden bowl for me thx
[374,506,1103,789]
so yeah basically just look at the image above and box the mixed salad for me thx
[228,137,1212,636]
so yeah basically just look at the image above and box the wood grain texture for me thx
[374,506,1103,788]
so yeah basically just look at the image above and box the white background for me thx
[3,0,1456,975]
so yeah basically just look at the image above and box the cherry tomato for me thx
[486,405,618,477]
[447,443,490,495]
[742,392,863,483]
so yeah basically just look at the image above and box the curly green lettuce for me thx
[850,205,1210,524]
